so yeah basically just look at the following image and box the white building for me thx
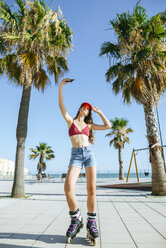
[0,158,28,177]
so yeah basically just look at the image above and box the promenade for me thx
[0,178,166,248]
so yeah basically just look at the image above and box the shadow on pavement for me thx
[97,182,152,191]
[0,233,90,246]
[0,244,40,248]
[0,191,150,197]
[24,181,64,185]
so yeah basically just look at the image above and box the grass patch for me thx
[25,195,33,199]
[0,194,33,199]
[0,195,11,199]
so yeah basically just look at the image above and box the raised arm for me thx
[90,107,112,131]
[59,78,73,125]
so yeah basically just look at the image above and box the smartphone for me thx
[65,79,75,82]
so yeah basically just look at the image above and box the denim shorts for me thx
[68,146,97,169]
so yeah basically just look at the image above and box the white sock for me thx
[69,208,82,221]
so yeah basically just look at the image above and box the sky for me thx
[0,0,166,175]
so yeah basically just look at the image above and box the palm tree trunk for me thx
[118,147,125,180]
[38,165,42,175]
[11,85,32,198]
[143,103,166,196]
[38,156,43,175]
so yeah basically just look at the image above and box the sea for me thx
[37,171,152,179]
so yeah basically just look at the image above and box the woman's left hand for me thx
[92,106,103,115]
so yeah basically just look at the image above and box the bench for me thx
[36,173,50,182]
[61,172,86,180]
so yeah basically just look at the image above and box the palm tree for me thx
[100,3,166,195]
[106,117,133,180]
[0,0,72,197]
[29,142,55,175]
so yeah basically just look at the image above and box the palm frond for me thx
[0,54,21,83]
[0,1,17,25]
[106,63,122,82]
[45,55,69,83]
[33,69,50,92]
[39,0,50,12]
[158,10,166,25]
[99,42,121,59]
[2,33,20,40]
[29,153,39,160]
[109,139,114,147]
[46,154,55,160]
[15,0,25,17]
[126,128,134,133]
[20,52,38,68]
[133,3,148,24]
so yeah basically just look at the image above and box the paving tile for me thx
[101,232,133,244]
[138,244,166,248]
[131,232,166,244]
[100,245,136,248]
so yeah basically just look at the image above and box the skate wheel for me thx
[67,237,72,243]
[86,234,89,240]
[87,236,97,246]
[93,238,97,246]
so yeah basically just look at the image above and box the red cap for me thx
[80,102,92,110]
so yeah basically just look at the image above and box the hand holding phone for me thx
[60,78,75,87]
[65,79,75,82]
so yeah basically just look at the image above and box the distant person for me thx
[59,78,111,245]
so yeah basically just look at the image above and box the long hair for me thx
[74,108,95,144]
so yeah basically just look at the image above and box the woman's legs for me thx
[64,166,81,212]
[85,165,99,241]
[85,165,97,213]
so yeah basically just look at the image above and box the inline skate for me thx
[66,216,83,243]
[86,218,99,246]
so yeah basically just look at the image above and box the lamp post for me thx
[156,106,166,172]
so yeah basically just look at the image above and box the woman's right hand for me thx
[59,78,73,87]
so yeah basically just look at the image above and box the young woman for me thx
[59,78,111,244]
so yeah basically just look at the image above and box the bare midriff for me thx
[70,135,89,148]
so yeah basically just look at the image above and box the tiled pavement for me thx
[0,179,166,248]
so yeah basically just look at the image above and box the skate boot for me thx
[86,217,99,246]
[66,209,83,243]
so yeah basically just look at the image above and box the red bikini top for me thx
[69,121,90,137]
